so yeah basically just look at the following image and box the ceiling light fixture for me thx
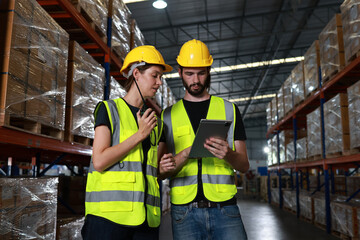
[153,0,167,9]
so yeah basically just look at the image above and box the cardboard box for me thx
[319,14,345,82]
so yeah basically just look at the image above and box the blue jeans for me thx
[171,204,247,240]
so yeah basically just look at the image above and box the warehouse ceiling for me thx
[126,0,343,120]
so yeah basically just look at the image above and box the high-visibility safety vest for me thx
[85,98,162,227]
[161,96,237,204]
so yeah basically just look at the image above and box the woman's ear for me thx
[133,68,140,80]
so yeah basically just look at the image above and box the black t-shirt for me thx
[94,101,151,163]
[160,96,247,204]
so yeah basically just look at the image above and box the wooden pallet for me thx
[308,154,322,161]
[300,215,313,224]
[331,230,357,240]
[72,135,93,146]
[71,2,107,39]
[2,114,64,140]
[346,50,360,67]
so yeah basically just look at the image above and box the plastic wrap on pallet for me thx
[271,96,278,124]
[0,177,58,239]
[270,188,280,204]
[283,190,296,212]
[3,0,69,130]
[331,197,360,238]
[324,93,350,155]
[307,107,322,158]
[277,86,284,120]
[283,75,293,115]
[319,14,345,83]
[286,141,294,162]
[299,191,313,221]
[112,0,131,60]
[341,0,360,65]
[133,20,145,47]
[313,195,327,226]
[271,134,278,165]
[279,131,286,163]
[155,79,176,109]
[304,40,320,96]
[266,101,272,130]
[296,137,307,161]
[71,41,105,139]
[291,61,305,107]
[58,217,85,240]
[347,80,360,149]
[73,0,108,37]
[109,76,127,100]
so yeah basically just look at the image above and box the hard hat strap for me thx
[122,61,146,78]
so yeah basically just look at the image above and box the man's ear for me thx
[178,68,182,78]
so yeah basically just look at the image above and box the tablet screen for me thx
[188,119,232,158]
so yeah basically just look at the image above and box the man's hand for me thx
[159,153,176,174]
[204,137,231,159]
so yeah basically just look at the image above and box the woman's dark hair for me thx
[123,64,165,92]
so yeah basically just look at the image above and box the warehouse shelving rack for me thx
[266,55,360,234]
[0,0,154,177]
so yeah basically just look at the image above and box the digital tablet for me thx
[188,119,232,158]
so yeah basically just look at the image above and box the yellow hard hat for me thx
[120,45,173,77]
[176,39,213,67]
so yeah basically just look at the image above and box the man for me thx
[158,39,250,240]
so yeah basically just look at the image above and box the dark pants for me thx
[81,214,159,240]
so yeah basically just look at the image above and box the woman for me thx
[82,46,175,240]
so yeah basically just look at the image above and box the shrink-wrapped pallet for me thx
[304,40,320,96]
[331,200,360,239]
[279,131,286,163]
[286,141,294,162]
[109,76,127,100]
[111,0,131,59]
[277,86,284,120]
[71,0,108,37]
[0,0,69,134]
[307,107,322,159]
[291,61,305,107]
[299,191,313,222]
[283,190,296,212]
[0,177,58,240]
[155,79,176,109]
[271,96,278,125]
[271,134,278,165]
[323,93,350,155]
[319,14,345,83]
[267,138,273,166]
[65,41,105,141]
[133,20,145,47]
[297,137,307,161]
[341,0,360,65]
[271,188,281,205]
[283,75,293,115]
[266,101,272,130]
[57,217,85,240]
[347,80,360,150]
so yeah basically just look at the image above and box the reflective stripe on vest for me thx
[85,98,161,227]
[162,96,237,204]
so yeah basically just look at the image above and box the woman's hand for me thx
[136,108,157,141]
[204,137,231,159]
[159,153,176,174]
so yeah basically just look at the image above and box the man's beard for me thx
[181,75,210,96]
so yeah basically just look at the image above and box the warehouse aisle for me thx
[159,192,338,240]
